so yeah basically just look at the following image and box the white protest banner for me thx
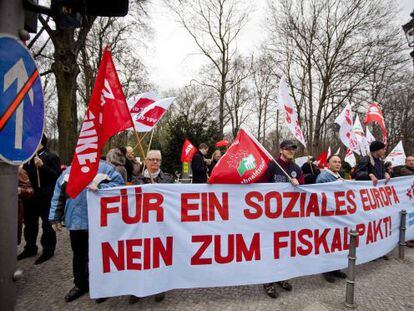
[87,177,414,298]
[385,141,406,167]
[277,76,306,147]
[335,104,360,155]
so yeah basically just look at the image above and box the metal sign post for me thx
[0,1,44,309]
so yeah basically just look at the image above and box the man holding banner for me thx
[260,139,304,298]
[352,141,390,186]
[49,160,124,302]
[316,155,347,283]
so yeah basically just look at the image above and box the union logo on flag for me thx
[237,154,257,176]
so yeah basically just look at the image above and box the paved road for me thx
[16,231,414,311]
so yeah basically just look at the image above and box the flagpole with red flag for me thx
[66,47,134,198]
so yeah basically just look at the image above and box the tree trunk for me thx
[52,30,80,164]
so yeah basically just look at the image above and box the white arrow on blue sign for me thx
[0,34,44,165]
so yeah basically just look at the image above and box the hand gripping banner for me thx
[87,177,414,298]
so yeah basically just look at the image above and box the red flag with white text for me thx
[209,129,272,184]
[181,139,197,162]
[364,102,387,144]
[66,48,133,198]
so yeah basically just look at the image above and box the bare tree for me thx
[27,1,148,163]
[267,0,406,155]
[250,53,280,143]
[166,0,250,136]
[224,56,252,138]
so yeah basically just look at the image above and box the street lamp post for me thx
[402,10,414,73]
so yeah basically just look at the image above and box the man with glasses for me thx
[130,150,173,303]
[132,150,174,184]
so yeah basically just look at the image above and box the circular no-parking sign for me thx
[0,34,44,165]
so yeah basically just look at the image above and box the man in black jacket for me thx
[191,143,210,183]
[352,140,390,186]
[18,134,61,264]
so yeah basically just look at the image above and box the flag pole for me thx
[140,129,155,175]
[131,131,150,152]
[127,111,155,183]
[35,152,41,187]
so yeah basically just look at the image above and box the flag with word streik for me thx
[66,47,133,198]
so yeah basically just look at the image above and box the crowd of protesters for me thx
[16,134,414,303]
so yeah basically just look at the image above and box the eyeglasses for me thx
[147,158,161,163]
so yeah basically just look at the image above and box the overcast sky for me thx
[141,0,414,92]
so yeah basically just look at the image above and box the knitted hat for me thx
[370,141,386,152]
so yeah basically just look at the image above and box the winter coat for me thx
[23,147,61,204]
[18,167,34,244]
[125,157,141,182]
[393,165,414,177]
[301,162,320,184]
[191,151,208,183]
[133,170,174,185]
[49,161,124,230]
[106,148,128,183]
[352,154,385,180]
[260,157,304,184]
[316,169,342,183]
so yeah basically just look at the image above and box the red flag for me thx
[364,102,387,144]
[215,139,229,147]
[316,150,328,169]
[209,129,272,184]
[66,47,133,198]
[181,139,197,162]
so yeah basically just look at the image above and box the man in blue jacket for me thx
[49,160,124,303]
[316,155,347,282]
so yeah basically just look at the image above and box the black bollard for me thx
[345,229,358,308]
[399,210,407,259]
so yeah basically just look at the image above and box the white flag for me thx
[353,114,369,156]
[295,156,309,168]
[385,141,406,167]
[365,127,375,143]
[335,104,360,155]
[277,76,306,147]
[345,149,356,167]
[133,97,175,132]
[335,147,341,155]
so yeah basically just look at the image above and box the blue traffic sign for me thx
[0,34,44,165]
